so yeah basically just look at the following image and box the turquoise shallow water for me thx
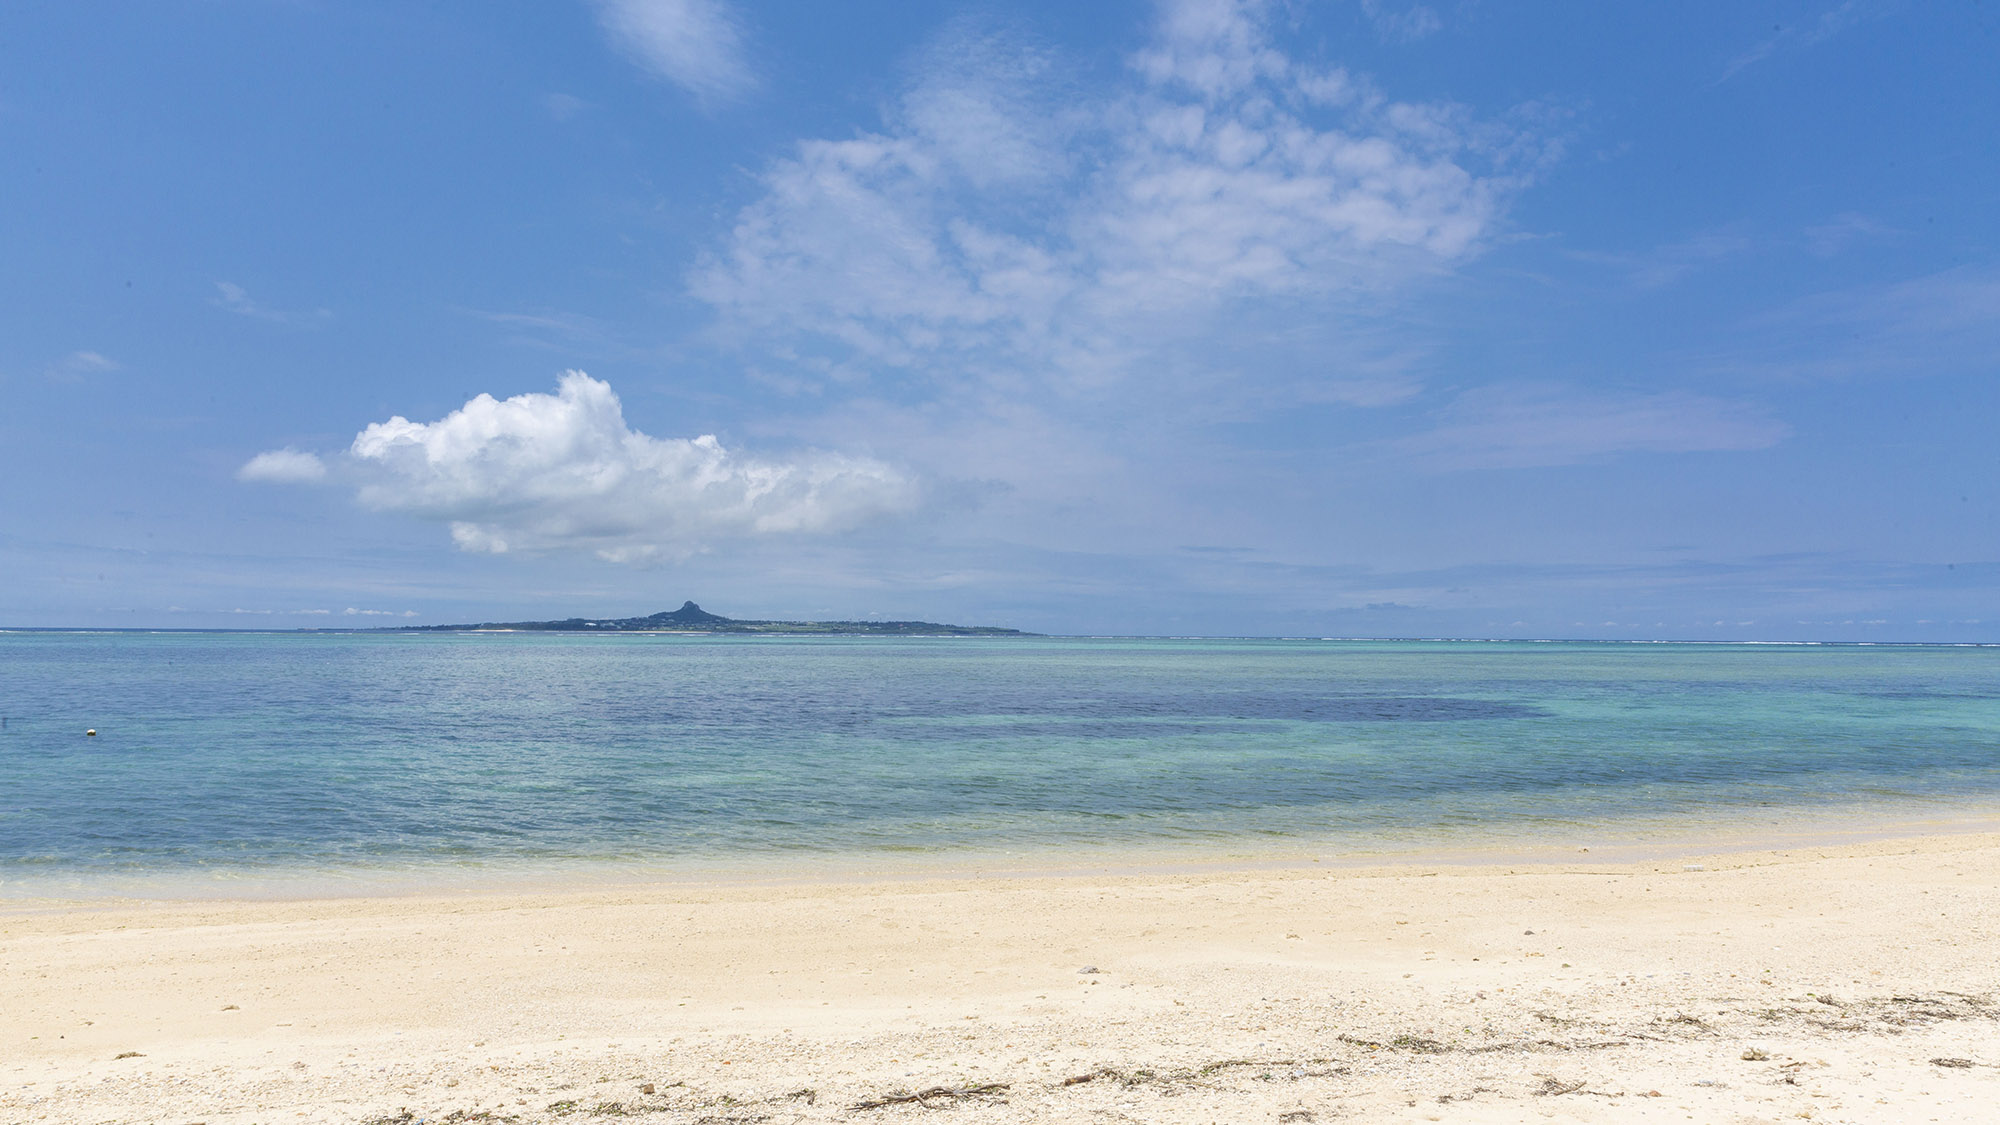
[3,632,1999,893]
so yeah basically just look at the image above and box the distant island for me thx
[390,601,1029,636]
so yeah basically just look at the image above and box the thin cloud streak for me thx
[211,281,331,325]
[45,349,120,383]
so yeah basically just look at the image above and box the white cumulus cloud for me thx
[591,0,754,104]
[242,372,916,561]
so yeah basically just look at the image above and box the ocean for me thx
[3,631,1999,895]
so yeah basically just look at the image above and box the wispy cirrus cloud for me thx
[692,0,1556,403]
[1391,383,1790,470]
[1802,211,1899,258]
[1719,0,1886,82]
[45,349,120,383]
[543,92,588,122]
[212,281,331,325]
[1719,267,2000,381]
[1359,0,1443,44]
[590,0,754,105]
[166,605,416,618]
[241,372,917,562]
[1569,229,1753,289]
[462,307,613,350]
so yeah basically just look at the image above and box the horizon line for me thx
[2,626,1995,647]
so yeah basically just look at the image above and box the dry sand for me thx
[5,831,1999,1124]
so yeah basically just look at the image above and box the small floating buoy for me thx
[85,729,97,737]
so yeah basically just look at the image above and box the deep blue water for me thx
[3,632,1999,890]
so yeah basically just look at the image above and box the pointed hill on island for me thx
[394,601,1028,636]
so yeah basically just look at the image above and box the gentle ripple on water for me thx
[1,632,1999,889]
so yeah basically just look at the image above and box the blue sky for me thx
[3,0,1996,638]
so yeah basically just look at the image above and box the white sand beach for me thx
[6,829,2000,1124]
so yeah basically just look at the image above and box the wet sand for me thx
[6,829,2000,1123]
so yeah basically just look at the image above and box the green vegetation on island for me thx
[393,601,1029,636]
